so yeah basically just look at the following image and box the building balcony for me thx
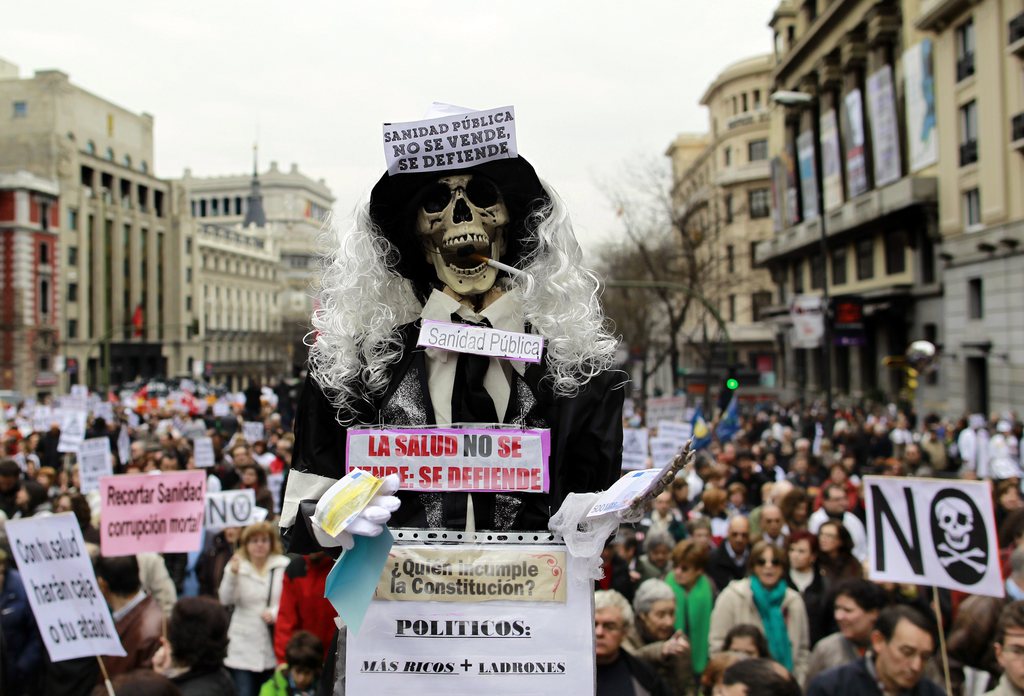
[956,54,975,82]
[959,140,979,167]
[916,0,974,31]
[1010,12,1024,56]
[1012,113,1024,152]
[715,160,771,187]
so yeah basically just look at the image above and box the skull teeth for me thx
[446,261,487,276]
[441,232,490,251]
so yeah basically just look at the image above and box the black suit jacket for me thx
[706,542,749,593]
[285,321,625,553]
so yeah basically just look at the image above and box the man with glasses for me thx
[988,601,1024,695]
[806,605,944,696]
[594,589,670,696]
[809,483,867,562]
[707,516,751,592]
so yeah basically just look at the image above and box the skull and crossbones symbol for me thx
[935,497,986,573]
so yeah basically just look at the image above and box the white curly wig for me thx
[306,181,618,425]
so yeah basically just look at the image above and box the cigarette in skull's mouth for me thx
[456,245,525,278]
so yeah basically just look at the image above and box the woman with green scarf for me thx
[708,540,810,686]
[665,539,715,679]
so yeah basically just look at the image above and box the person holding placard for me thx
[94,555,164,679]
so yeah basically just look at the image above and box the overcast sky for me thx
[3,1,779,252]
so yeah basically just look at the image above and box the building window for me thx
[86,140,96,155]
[185,237,192,254]
[956,19,975,81]
[753,90,762,110]
[809,253,825,289]
[968,277,983,319]
[12,101,26,118]
[856,237,874,280]
[724,194,734,224]
[959,101,978,166]
[68,283,78,302]
[749,188,771,218]
[793,261,804,292]
[39,243,49,264]
[105,147,114,161]
[884,229,907,275]
[724,147,731,167]
[40,279,49,316]
[749,241,759,269]
[68,246,78,267]
[831,245,848,285]
[68,207,78,231]
[963,188,981,229]
[186,296,192,312]
[728,294,736,322]
[726,244,735,273]
[752,291,772,320]
[186,268,192,283]
[748,139,768,161]
[68,319,78,339]
[966,356,989,414]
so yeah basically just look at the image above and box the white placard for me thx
[91,402,114,423]
[193,436,215,468]
[117,426,131,466]
[71,385,88,399]
[57,411,87,454]
[78,437,113,495]
[242,421,265,444]
[865,476,1004,598]
[6,514,126,661]
[383,105,518,175]
[126,410,140,428]
[212,401,231,417]
[588,469,663,518]
[204,489,258,532]
[645,396,687,425]
[347,541,592,695]
[649,437,680,470]
[656,421,692,447]
[417,320,544,364]
[621,428,649,471]
[267,472,284,514]
[33,405,55,433]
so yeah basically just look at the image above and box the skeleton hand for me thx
[622,440,694,520]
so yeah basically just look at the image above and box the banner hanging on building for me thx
[797,130,819,222]
[789,294,824,349]
[904,40,938,172]
[867,64,903,187]
[865,476,1004,598]
[819,109,844,212]
[346,541,592,695]
[842,88,869,197]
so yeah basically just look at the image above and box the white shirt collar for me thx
[419,288,526,367]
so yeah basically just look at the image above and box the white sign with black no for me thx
[865,476,1004,598]
[205,489,260,532]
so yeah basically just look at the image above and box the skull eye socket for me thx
[465,177,500,208]
[958,513,969,525]
[421,183,453,214]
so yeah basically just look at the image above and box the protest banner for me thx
[116,426,131,466]
[865,476,1003,597]
[242,421,265,444]
[346,428,550,493]
[621,428,649,471]
[346,540,591,695]
[6,514,125,661]
[645,396,687,425]
[267,472,284,513]
[78,437,113,495]
[656,421,692,447]
[383,105,518,176]
[205,489,258,532]
[649,437,679,470]
[57,411,87,454]
[32,405,55,433]
[193,436,215,468]
[100,471,206,556]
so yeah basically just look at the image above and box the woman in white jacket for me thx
[218,521,290,696]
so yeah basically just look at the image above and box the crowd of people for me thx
[594,403,1024,695]
[1,384,1023,695]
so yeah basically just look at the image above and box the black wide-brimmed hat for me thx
[368,156,550,302]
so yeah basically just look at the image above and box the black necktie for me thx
[450,313,498,424]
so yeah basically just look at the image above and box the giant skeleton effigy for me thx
[278,104,687,693]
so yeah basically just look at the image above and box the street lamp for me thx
[770,88,833,421]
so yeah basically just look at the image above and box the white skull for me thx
[416,174,509,296]
[936,498,973,551]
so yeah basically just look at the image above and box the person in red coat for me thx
[273,553,336,663]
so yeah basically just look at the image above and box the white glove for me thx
[309,474,402,549]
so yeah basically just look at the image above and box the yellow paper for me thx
[318,469,383,536]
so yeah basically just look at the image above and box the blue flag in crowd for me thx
[716,395,740,443]
[691,405,712,450]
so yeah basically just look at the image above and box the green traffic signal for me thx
[726,378,739,390]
